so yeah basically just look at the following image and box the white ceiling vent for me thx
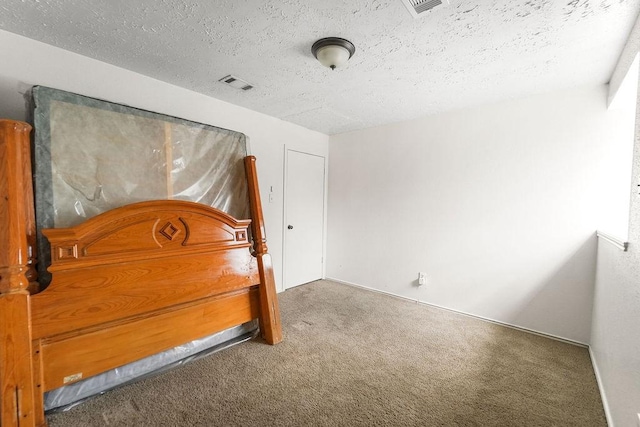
[401,0,449,18]
[219,75,254,91]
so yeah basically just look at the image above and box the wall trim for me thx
[597,231,629,252]
[325,277,588,348]
[589,347,614,427]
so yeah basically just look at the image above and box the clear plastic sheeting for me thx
[171,121,248,217]
[43,101,250,226]
[30,87,257,412]
[45,320,259,413]
[32,86,250,286]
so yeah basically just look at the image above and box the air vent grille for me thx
[401,0,448,18]
[219,75,254,91]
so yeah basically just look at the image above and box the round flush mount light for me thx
[311,37,356,70]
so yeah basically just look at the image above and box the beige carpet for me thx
[48,280,606,426]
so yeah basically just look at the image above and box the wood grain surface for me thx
[0,120,37,426]
[245,156,283,344]
[39,287,259,391]
[1,119,283,427]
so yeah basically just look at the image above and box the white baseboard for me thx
[324,277,588,348]
[589,347,614,426]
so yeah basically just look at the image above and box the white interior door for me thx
[284,150,325,289]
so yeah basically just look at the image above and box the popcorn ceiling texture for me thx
[0,0,639,134]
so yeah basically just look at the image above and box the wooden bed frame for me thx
[0,119,282,426]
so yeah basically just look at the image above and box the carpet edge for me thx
[324,277,588,347]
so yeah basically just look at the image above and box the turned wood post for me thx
[244,156,282,345]
[0,120,38,426]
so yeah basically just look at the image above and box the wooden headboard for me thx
[0,120,282,426]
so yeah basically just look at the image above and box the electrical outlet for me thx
[418,272,426,286]
[636,413,640,426]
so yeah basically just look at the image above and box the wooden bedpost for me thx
[244,156,283,345]
[0,120,38,426]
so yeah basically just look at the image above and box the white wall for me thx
[590,59,640,427]
[327,85,630,344]
[0,29,329,292]
[603,54,639,240]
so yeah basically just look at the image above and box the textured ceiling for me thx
[1,0,639,135]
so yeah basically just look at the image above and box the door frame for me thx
[282,147,327,291]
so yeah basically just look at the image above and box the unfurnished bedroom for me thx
[0,1,639,426]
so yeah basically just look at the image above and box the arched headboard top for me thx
[43,200,252,271]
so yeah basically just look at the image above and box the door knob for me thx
[287,225,293,230]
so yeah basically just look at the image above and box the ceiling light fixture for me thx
[311,37,355,70]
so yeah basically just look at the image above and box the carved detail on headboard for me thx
[43,200,251,270]
[57,245,78,260]
[33,199,259,340]
[159,221,181,242]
